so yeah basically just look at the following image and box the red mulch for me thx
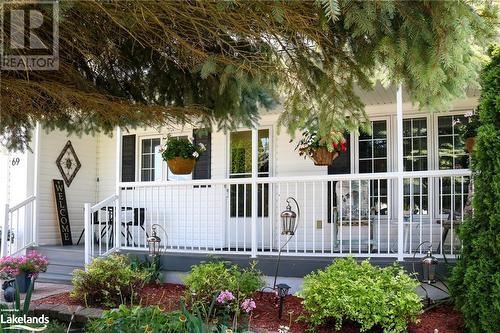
[33,283,464,333]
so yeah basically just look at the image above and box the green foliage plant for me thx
[160,136,207,161]
[183,261,264,322]
[299,257,422,332]
[71,254,149,307]
[456,110,481,141]
[449,46,500,333]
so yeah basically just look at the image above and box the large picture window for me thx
[229,129,269,217]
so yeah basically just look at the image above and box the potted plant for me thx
[456,110,481,153]
[294,130,347,166]
[160,136,207,175]
[0,251,48,293]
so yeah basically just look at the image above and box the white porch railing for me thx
[83,169,471,263]
[1,196,37,257]
[83,194,120,265]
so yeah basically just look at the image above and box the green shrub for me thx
[71,254,149,307]
[299,258,422,332]
[183,260,264,311]
[449,46,500,333]
[87,305,187,333]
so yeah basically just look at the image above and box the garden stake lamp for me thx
[276,283,291,319]
[147,224,168,270]
[421,246,438,284]
[273,197,300,289]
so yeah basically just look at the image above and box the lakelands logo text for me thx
[1,312,49,331]
[1,1,59,70]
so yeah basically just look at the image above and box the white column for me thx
[32,122,41,245]
[251,128,258,258]
[396,85,404,261]
[114,127,122,250]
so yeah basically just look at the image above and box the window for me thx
[359,120,388,173]
[403,118,428,215]
[437,115,469,170]
[437,115,470,216]
[358,120,388,215]
[229,129,269,217]
[140,138,162,182]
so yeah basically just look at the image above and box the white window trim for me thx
[137,135,163,182]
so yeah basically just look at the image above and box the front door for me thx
[227,129,271,251]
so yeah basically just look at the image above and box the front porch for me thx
[84,168,470,264]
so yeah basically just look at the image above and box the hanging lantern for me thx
[280,198,299,235]
[421,246,438,284]
[147,227,161,257]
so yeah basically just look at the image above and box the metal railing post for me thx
[1,204,9,257]
[114,127,122,251]
[84,203,91,266]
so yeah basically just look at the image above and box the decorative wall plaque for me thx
[56,140,81,187]
[53,179,73,245]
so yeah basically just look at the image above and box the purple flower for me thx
[241,298,256,313]
[216,290,235,304]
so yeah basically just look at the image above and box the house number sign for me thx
[53,179,73,245]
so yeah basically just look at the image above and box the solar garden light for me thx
[276,283,291,319]
[421,246,439,284]
[147,224,168,270]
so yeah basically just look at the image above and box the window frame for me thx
[354,116,391,174]
[138,135,163,182]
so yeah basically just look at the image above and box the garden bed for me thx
[33,283,463,333]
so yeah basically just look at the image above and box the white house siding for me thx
[36,129,98,245]
[96,133,116,201]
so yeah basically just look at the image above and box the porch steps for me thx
[31,245,85,284]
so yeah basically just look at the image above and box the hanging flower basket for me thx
[161,135,207,175]
[465,137,475,153]
[311,147,339,166]
[167,157,197,175]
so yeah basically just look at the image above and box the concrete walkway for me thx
[0,281,72,304]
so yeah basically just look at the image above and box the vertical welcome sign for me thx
[53,179,73,245]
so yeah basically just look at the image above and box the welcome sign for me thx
[53,179,73,245]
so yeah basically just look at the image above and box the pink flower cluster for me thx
[241,298,256,313]
[217,290,235,304]
[0,251,48,279]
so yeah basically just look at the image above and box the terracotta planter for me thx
[311,147,339,166]
[465,137,475,153]
[167,157,196,175]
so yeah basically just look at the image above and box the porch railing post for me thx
[84,203,91,266]
[251,128,258,258]
[396,85,404,261]
[114,127,122,251]
[1,204,9,257]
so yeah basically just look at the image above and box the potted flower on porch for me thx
[0,251,49,293]
[294,129,347,166]
[160,136,207,175]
